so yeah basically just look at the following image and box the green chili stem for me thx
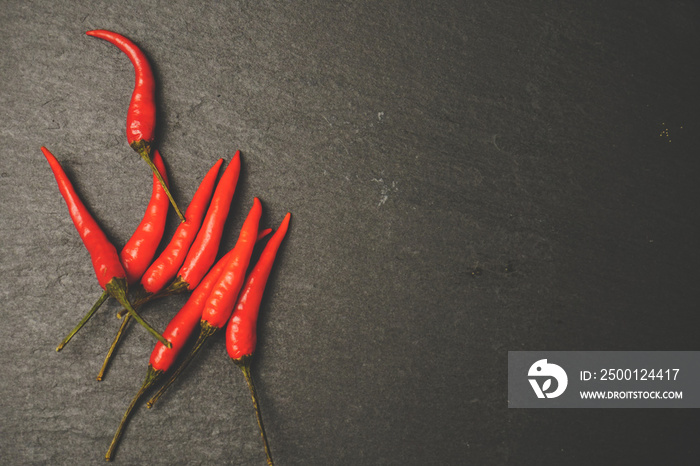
[105,366,162,461]
[115,294,154,319]
[97,313,132,381]
[56,290,109,352]
[105,278,170,348]
[236,357,274,466]
[115,278,187,319]
[133,142,185,223]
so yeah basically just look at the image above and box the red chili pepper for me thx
[167,151,241,293]
[42,147,170,348]
[226,212,290,466]
[140,157,224,295]
[146,198,262,407]
[120,149,170,284]
[105,243,238,461]
[86,29,185,222]
[226,212,290,361]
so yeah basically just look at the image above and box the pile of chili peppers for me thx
[43,30,289,465]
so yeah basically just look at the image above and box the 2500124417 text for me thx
[580,369,680,382]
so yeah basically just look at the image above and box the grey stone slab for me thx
[1,1,698,464]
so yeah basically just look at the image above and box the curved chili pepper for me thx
[42,147,170,348]
[147,198,262,407]
[57,150,169,351]
[120,149,170,284]
[167,151,241,293]
[86,29,185,222]
[105,245,238,461]
[226,212,290,466]
[226,212,291,361]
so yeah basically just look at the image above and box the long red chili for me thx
[120,149,170,284]
[226,212,291,361]
[42,146,170,348]
[147,198,262,407]
[195,197,262,331]
[167,151,241,293]
[57,149,170,351]
[105,243,239,461]
[93,149,169,379]
[226,212,290,466]
[86,29,185,222]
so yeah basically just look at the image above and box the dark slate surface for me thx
[1,1,699,465]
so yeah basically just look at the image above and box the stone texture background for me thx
[1,1,698,464]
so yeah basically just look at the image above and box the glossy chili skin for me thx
[119,149,169,284]
[173,151,241,291]
[85,30,155,148]
[42,146,125,289]
[140,158,223,294]
[226,212,290,361]
[201,197,262,329]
